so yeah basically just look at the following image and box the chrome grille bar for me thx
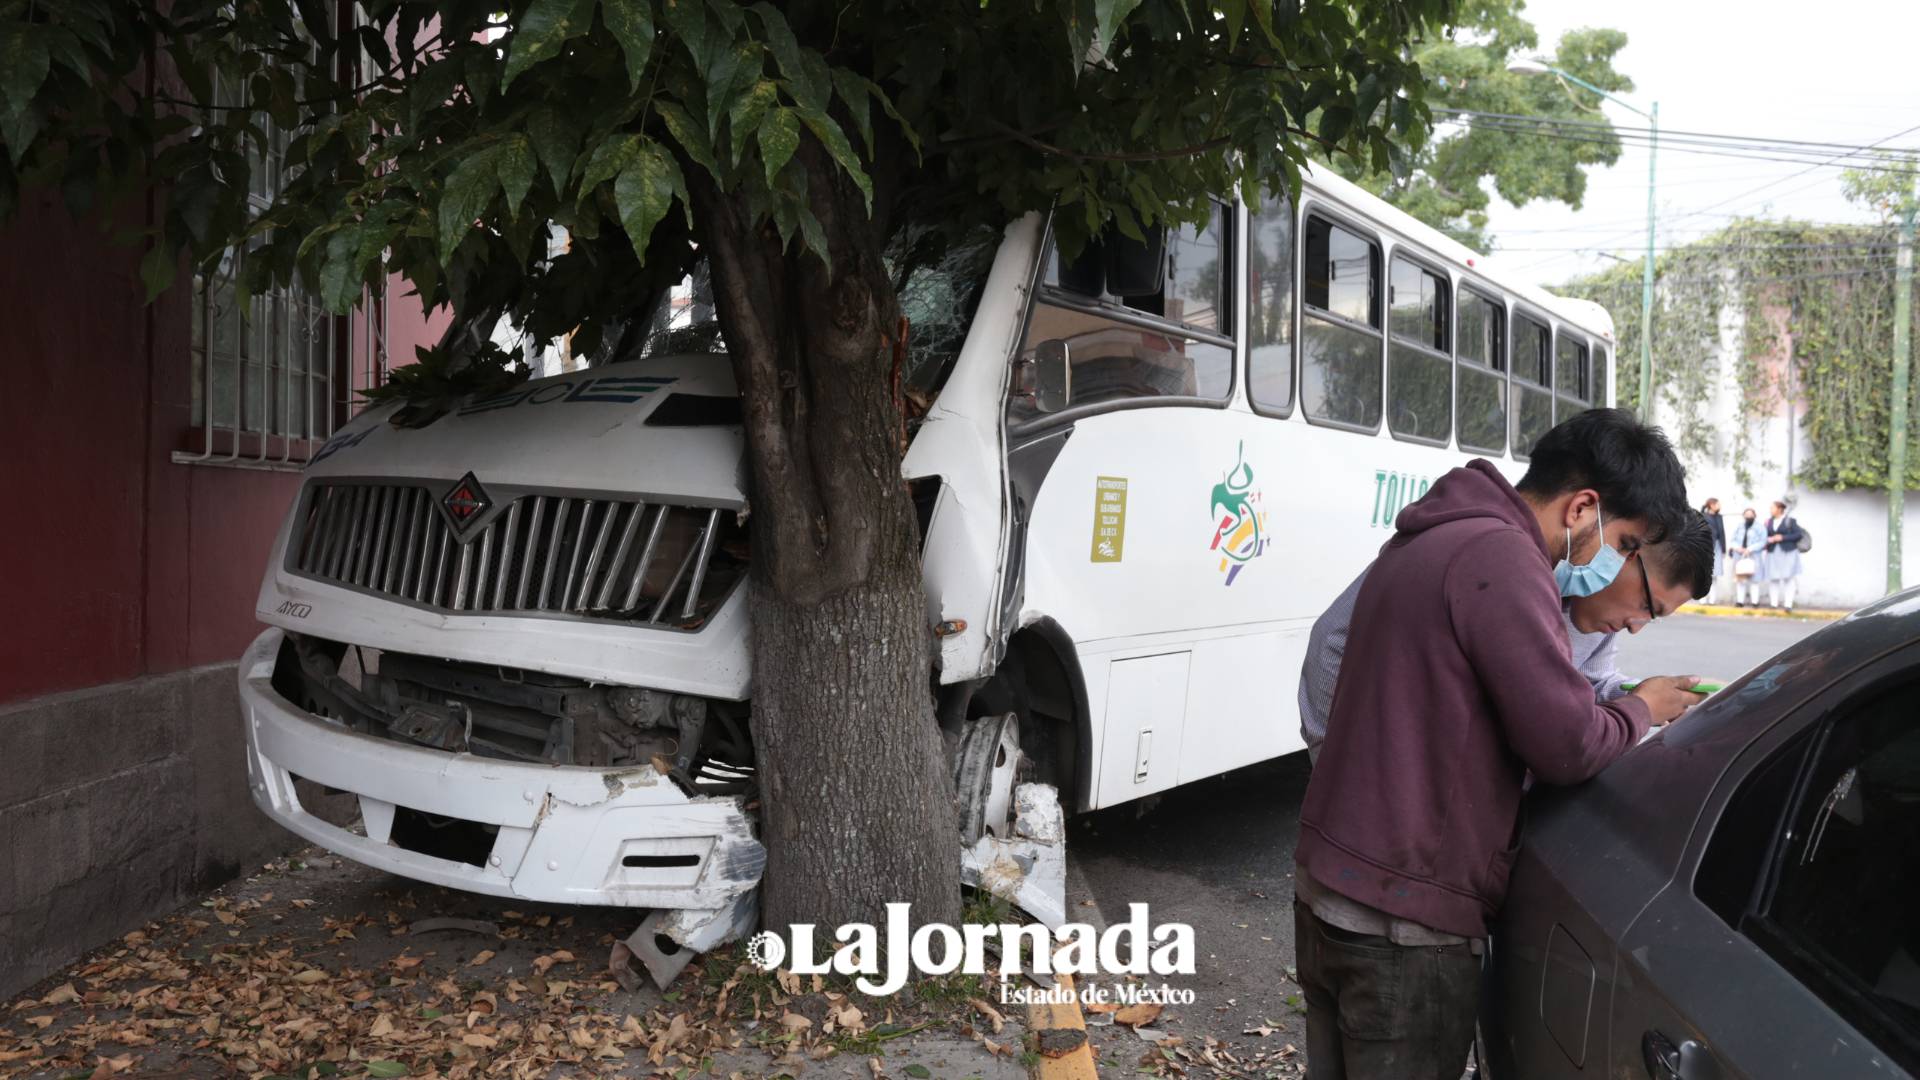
[290,482,736,629]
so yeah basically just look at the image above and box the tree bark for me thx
[693,140,962,935]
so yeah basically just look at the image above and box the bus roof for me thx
[1297,166,1617,343]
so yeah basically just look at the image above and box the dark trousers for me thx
[1294,901,1479,1080]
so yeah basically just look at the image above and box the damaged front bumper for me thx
[237,628,765,974]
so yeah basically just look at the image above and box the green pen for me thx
[1619,680,1724,694]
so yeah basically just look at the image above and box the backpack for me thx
[1796,523,1812,554]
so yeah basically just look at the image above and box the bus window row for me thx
[1008,198,1610,462]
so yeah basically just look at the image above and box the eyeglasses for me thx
[1628,553,1658,629]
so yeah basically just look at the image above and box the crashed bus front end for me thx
[237,217,1055,985]
[238,353,771,984]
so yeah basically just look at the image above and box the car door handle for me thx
[1642,1030,1719,1080]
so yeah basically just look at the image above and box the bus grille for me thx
[288,481,742,629]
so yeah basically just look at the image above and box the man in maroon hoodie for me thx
[1293,408,1704,1080]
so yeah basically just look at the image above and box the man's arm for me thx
[1447,530,1650,786]
[1568,618,1629,701]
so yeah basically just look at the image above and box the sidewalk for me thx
[0,848,1028,1080]
[1679,601,1847,621]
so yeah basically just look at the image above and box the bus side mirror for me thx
[1025,340,1072,414]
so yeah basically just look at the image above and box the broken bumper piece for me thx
[961,782,1067,928]
[237,628,766,928]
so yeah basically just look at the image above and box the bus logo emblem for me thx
[441,472,492,533]
[1209,442,1268,586]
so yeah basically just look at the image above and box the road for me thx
[1065,611,1835,1073]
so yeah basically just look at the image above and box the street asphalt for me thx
[1064,610,1837,1068]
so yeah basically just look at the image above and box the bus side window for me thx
[1455,290,1507,455]
[1386,256,1451,445]
[1248,195,1295,416]
[1555,334,1590,420]
[1511,314,1553,460]
[1595,345,1610,407]
[1011,205,1236,426]
[1301,216,1382,431]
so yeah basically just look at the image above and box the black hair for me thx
[1643,511,1716,600]
[1516,408,1689,543]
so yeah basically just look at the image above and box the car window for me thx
[1699,677,1920,1067]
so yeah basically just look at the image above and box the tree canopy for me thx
[3,0,1452,363]
[1332,0,1632,248]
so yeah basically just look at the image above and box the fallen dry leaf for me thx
[779,1011,812,1032]
[467,950,496,967]
[969,997,1006,1033]
[390,954,423,971]
[24,1014,54,1028]
[369,1014,396,1038]
[291,969,328,984]
[42,983,81,1005]
[1114,1002,1164,1027]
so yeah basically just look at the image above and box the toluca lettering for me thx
[1370,468,1435,528]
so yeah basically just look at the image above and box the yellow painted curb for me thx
[1026,971,1098,1080]
[1680,603,1846,621]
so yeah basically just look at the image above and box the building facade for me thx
[0,184,445,997]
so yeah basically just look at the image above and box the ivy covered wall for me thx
[1560,221,1920,494]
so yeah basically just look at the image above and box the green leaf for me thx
[364,1062,410,1078]
[437,143,503,263]
[758,106,799,187]
[0,101,43,167]
[501,0,596,91]
[497,134,536,219]
[829,69,873,156]
[0,24,51,117]
[728,80,779,164]
[139,240,177,302]
[601,0,656,90]
[526,105,584,192]
[320,222,364,312]
[749,4,822,109]
[705,42,761,143]
[656,100,718,174]
[578,133,643,198]
[613,140,685,262]
[796,106,871,212]
[903,1066,932,1079]
[1093,0,1143,47]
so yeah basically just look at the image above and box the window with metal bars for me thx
[179,4,387,469]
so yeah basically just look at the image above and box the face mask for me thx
[1554,505,1627,598]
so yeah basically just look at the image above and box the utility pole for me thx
[1890,173,1916,595]
[1640,101,1658,418]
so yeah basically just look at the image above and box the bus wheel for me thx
[952,712,1023,844]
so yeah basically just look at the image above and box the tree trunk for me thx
[693,142,962,936]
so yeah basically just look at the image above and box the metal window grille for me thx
[176,3,390,470]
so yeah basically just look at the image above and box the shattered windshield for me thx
[892,225,1001,406]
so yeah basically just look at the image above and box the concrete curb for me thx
[1680,603,1846,621]
[1026,972,1098,1080]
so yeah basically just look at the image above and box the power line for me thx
[1434,108,1920,159]
[1436,117,1920,173]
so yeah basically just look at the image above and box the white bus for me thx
[237,167,1614,980]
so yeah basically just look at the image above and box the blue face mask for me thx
[1555,505,1627,597]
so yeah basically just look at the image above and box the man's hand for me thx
[1632,675,1708,726]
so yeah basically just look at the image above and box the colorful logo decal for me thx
[440,472,493,532]
[1209,442,1269,586]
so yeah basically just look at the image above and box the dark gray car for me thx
[1480,591,1920,1079]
